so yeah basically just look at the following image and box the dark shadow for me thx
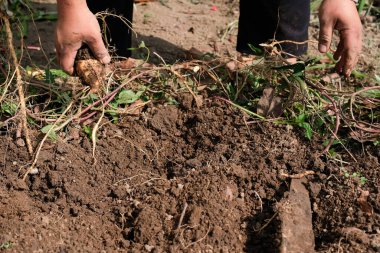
[131,33,189,65]
[244,201,281,253]
[245,182,288,253]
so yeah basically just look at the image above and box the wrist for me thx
[57,0,88,18]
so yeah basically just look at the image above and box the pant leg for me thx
[87,0,134,57]
[237,0,310,56]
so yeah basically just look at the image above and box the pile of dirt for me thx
[1,95,379,252]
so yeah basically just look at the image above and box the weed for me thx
[41,124,58,141]
[143,13,151,24]
[82,125,92,139]
[0,241,13,250]
[343,170,367,186]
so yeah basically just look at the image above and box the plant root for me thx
[0,11,33,155]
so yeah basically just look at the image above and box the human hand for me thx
[318,0,362,77]
[55,0,110,75]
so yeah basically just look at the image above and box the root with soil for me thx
[0,10,33,155]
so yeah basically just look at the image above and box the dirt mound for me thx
[1,97,379,252]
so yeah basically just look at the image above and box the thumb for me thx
[86,33,111,64]
[318,17,334,53]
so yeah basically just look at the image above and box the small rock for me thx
[29,167,39,175]
[309,182,321,197]
[70,207,79,217]
[370,234,380,250]
[144,244,154,252]
[16,138,25,147]
[68,127,80,140]
[342,227,370,245]
[41,216,50,225]
[224,186,234,201]
[12,179,28,191]
[186,158,202,168]
[47,171,61,188]
[178,93,193,110]
[188,206,202,226]
[56,143,66,154]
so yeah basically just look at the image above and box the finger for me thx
[333,41,344,61]
[343,50,359,77]
[59,49,78,75]
[318,16,334,53]
[55,43,61,65]
[86,33,111,64]
[338,30,361,77]
[335,50,345,75]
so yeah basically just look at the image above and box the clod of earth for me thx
[279,178,315,253]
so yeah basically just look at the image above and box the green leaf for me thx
[116,90,144,105]
[82,125,92,138]
[0,241,13,250]
[138,41,146,48]
[273,62,306,76]
[360,89,380,98]
[375,75,380,84]
[45,69,55,84]
[45,69,69,84]
[360,176,367,185]
[247,44,264,55]
[1,102,18,115]
[41,125,58,141]
[299,122,313,140]
[49,69,69,78]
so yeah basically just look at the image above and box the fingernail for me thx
[319,45,327,53]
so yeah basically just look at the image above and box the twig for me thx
[79,91,117,123]
[91,73,115,163]
[0,114,19,127]
[254,212,278,233]
[280,170,315,179]
[253,191,263,213]
[78,69,153,117]
[177,202,188,230]
[0,11,33,155]
[184,223,211,249]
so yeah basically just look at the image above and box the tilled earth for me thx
[1,97,380,252]
[1,0,380,252]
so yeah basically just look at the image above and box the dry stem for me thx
[0,11,33,155]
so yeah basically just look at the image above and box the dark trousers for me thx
[237,0,310,56]
[87,0,310,57]
[87,0,134,57]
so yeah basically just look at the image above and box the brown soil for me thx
[2,0,380,252]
